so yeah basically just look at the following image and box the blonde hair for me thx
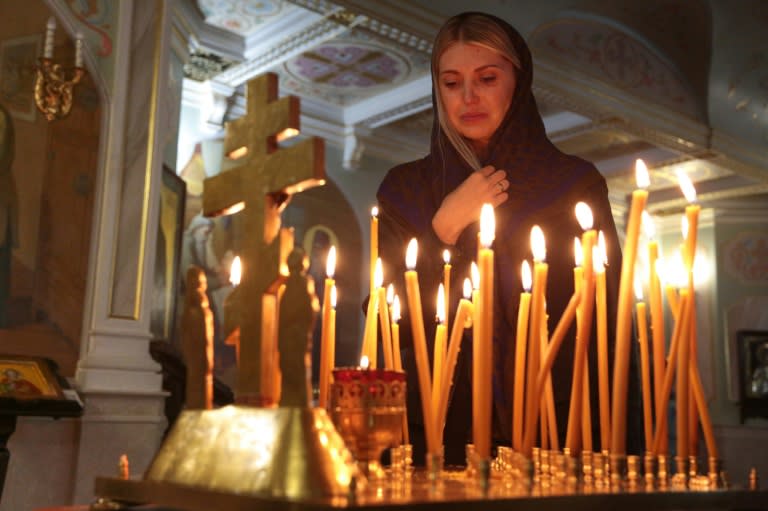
[432,13,522,169]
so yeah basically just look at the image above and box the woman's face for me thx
[438,42,517,154]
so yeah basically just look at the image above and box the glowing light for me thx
[276,127,299,142]
[471,262,480,290]
[392,295,401,323]
[463,278,472,299]
[371,206,379,218]
[598,231,608,266]
[635,159,650,189]
[360,356,370,369]
[531,225,546,262]
[677,170,697,203]
[443,249,451,264]
[575,202,594,230]
[436,284,446,324]
[386,284,394,305]
[326,246,336,278]
[230,256,242,286]
[642,211,656,239]
[574,237,583,267]
[479,204,495,248]
[374,258,383,288]
[406,238,418,270]
[593,246,603,273]
[330,285,337,308]
[521,260,532,292]
[634,276,644,301]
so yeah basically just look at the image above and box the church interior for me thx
[0,0,767,509]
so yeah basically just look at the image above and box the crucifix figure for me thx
[203,72,325,406]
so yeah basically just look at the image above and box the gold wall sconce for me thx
[34,17,85,121]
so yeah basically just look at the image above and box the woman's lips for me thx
[461,112,487,122]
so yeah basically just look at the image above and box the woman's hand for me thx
[432,165,508,245]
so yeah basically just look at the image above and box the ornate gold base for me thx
[144,405,361,500]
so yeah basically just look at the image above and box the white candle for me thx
[75,32,83,68]
[44,17,56,59]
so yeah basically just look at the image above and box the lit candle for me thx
[676,170,699,461]
[635,279,653,452]
[318,246,336,408]
[595,236,610,451]
[652,289,690,455]
[566,202,597,454]
[376,264,394,370]
[370,207,379,295]
[360,259,381,368]
[75,32,83,68]
[643,212,666,432]
[522,225,547,457]
[437,279,473,431]
[611,158,650,455]
[404,238,438,454]
[474,204,495,460]
[443,249,451,326]
[432,284,447,431]
[391,295,410,444]
[512,260,532,451]
[44,17,56,59]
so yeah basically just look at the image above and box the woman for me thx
[377,12,642,466]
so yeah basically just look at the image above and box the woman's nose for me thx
[462,82,478,103]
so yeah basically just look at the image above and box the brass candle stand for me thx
[34,57,84,121]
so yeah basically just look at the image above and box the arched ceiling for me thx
[182,0,768,212]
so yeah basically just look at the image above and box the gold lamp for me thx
[34,17,84,121]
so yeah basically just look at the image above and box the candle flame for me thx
[574,237,583,267]
[331,284,337,308]
[598,231,608,265]
[642,211,656,239]
[360,356,370,369]
[681,215,689,241]
[634,276,644,301]
[669,250,687,288]
[374,258,383,288]
[386,283,394,305]
[521,260,532,292]
[635,159,650,189]
[463,278,472,299]
[479,203,495,248]
[575,202,594,230]
[655,257,667,284]
[443,249,451,264]
[593,246,604,273]
[326,246,336,278]
[230,256,242,286]
[371,206,379,218]
[677,170,697,203]
[471,261,480,290]
[392,295,401,322]
[531,225,546,262]
[406,238,418,270]
[436,284,446,324]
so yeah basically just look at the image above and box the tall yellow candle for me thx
[318,246,336,409]
[512,260,532,451]
[404,238,438,454]
[542,311,559,451]
[443,250,452,327]
[437,279,473,430]
[566,203,597,454]
[391,295,410,444]
[522,225,547,457]
[652,290,690,455]
[378,283,394,369]
[611,158,650,455]
[432,284,447,427]
[595,238,610,451]
[635,282,653,452]
[475,204,495,460]
[361,259,383,368]
[370,206,378,296]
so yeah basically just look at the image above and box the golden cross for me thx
[203,72,325,405]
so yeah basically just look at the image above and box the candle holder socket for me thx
[672,456,688,489]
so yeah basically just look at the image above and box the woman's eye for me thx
[442,80,458,89]
[481,75,497,83]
